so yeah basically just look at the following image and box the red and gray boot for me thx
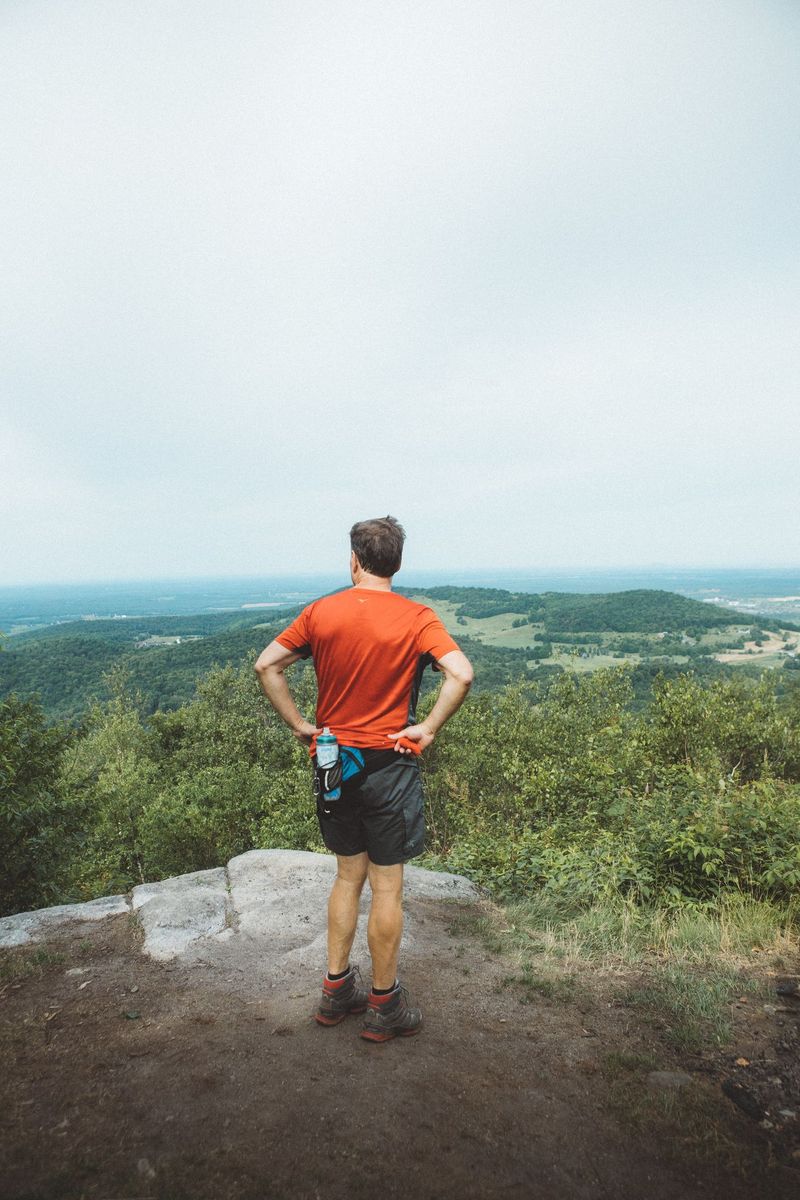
[360,983,422,1042]
[314,966,369,1026]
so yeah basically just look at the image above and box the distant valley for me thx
[1,585,798,723]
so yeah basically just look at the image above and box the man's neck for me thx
[352,573,393,592]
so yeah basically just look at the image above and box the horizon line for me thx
[3,563,800,590]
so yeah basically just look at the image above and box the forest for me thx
[411,585,763,630]
[2,650,799,920]
[0,617,544,723]
[2,586,797,724]
[2,587,799,953]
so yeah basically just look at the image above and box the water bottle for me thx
[316,727,341,801]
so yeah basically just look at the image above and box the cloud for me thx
[1,1,798,580]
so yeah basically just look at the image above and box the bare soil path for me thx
[1,897,798,1200]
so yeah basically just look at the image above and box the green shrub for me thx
[0,694,73,915]
[424,668,800,907]
[6,652,799,916]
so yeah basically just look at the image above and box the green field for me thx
[410,596,798,676]
[408,597,541,648]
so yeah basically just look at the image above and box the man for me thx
[254,516,473,1042]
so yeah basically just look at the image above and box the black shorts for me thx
[315,753,425,866]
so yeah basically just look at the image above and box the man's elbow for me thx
[254,655,279,679]
[453,660,474,690]
[438,650,474,690]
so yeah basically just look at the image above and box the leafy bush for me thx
[423,668,800,907]
[0,695,73,915]
[4,652,800,917]
[52,661,322,899]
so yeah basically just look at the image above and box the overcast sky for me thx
[2,0,798,583]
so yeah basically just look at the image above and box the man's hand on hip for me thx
[293,719,323,747]
[387,723,435,754]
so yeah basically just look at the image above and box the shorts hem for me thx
[366,843,424,868]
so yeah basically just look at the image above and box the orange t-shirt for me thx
[275,588,460,749]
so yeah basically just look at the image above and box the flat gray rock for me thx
[224,849,478,968]
[130,865,228,910]
[404,862,480,901]
[0,851,479,968]
[132,867,229,961]
[227,850,376,968]
[0,894,130,948]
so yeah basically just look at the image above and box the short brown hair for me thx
[349,515,406,577]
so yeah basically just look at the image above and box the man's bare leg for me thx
[327,852,368,974]
[367,861,404,989]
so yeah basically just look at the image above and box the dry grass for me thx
[450,893,800,1051]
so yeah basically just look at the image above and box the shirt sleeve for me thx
[414,606,460,662]
[275,605,313,657]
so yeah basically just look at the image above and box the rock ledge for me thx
[0,850,479,961]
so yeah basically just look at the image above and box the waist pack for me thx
[313,746,399,801]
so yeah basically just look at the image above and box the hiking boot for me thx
[360,984,422,1042]
[314,966,368,1026]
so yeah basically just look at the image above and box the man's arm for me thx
[388,649,474,754]
[254,639,321,746]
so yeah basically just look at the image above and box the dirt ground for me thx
[1,902,798,1200]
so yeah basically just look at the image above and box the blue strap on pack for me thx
[340,746,366,783]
